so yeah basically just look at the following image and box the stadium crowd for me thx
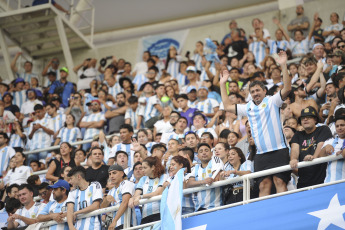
[1,4,345,230]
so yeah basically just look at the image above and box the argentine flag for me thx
[160,168,184,230]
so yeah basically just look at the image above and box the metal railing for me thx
[36,153,344,229]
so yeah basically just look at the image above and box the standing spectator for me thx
[125,95,143,130]
[311,13,324,43]
[287,5,310,38]
[11,78,26,109]
[28,104,54,162]
[181,67,202,93]
[54,114,82,145]
[249,28,268,66]
[48,67,75,108]
[109,124,134,166]
[0,132,15,177]
[187,143,223,211]
[85,147,109,190]
[3,93,20,119]
[153,107,174,135]
[223,29,248,65]
[104,69,121,98]
[160,117,188,145]
[195,86,219,121]
[66,166,103,230]
[41,57,60,85]
[100,165,134,230]
[192,41,204,71]
[166,46,180,78]
[177,94,198,127]
[45,103,66,142]
[221,20,239,46]
[144,84,165,129]
[73,58,98,90]
[128,157,166,224]
[250,18,271,41]
[37,180,70,229]
[323,12,344,43]
[65,92,84,126]
[220,51,291,197]
[10,52,38,83]
[20,89,43,125]
[132,51,150,77]
[267,18,291,55]
[290,107,333,188]
[105,92,128,134]
[80,99,106,150]
[7,184,45,229]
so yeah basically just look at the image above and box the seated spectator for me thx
[46,142,77,182]
[37,179,70,229]
[187,143,223,211]
[64,92,84,126]
[9,121,26,149]
[45,103,66,142]
[73,58,98,91]
[177,94,198,128]
[66,166,103,230]
[109,124,135,166]
[3,93,20,119]
[160,117,188,145]
[7,184,46,229]
[143,84,166,129]
[4,151,31,186]
[128,156,166,224]
[27,175,41,196]
[153,107,174,136]
[125,95,143,130]
[0,132,15,177]
[100,165,134,229]
[105,92,128,134]
[323,12,344,43]
[38,182,51,204]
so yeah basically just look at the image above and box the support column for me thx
[0,29,15,80]
[54,16,77,83]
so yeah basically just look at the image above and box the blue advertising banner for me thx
[183,182,345,230]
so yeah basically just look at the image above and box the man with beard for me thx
[177,94,199,127]
[37,180,70,230]
[287,5,310,38]
[290,107,333,188]
[106,92,128,134]
[20,89,43,125]
[160,117,188,145]
[80,100,106,150]
[48,67,75,107]
[7,184,46,229]
[85,147,109,192]
[133,66,159,93]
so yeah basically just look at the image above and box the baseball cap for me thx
[60,67,69,74]
[312,43,324,50]
[108,164,125,172]
[186,86,197,94]
[299,106,319,123]
[47,179,70,191]
[14,78,25,84]
[186,66,197,72]
[198,86,209,92]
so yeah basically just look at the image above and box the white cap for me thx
[186,66,196,72]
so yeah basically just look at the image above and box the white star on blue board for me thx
[308,194,345,230]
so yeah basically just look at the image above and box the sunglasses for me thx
[72,97,80,100]
[338,45,345,49]
[92,103,99,106]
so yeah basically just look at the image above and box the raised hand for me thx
[275,51,287,66]
[220,66,230,84]
[314,13,319,21]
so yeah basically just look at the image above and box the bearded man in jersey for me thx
[220,51,291,197]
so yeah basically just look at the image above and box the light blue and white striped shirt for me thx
[223,160,253,188]
[190,156,223,211]
[50,113,66,135]
[175,73,188,87]
[144,95,162,122]
[16,72,38,83]
[38,200,68,230]
[9,133,26,148]
[237,92,287,154]
[199,67,216,82]
[0,146,15,177]
[167,59,179,78]
[108,83,122,98]
[12,90,26,108]
[289,38,310,56]
[195,98,219,121]
[110,143,135,167]
[108,180,135,227]
[15,202,46,227]
[322,136,345,183]
[81,112,106,140]
[324,23,344,43]
[57,127,82,144]
[66,181,103,230]
[193,53,203,71]
[132,74,148,91]
[28,116,54,150]
[125,107,143,129]
[249,41,267,66]
[267,39,290,54]
[136,174,166,218]
[160,131,185,145]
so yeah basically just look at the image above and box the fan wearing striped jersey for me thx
[220,51,292,197]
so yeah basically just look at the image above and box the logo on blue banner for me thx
[182,182,345,230]
[147,39,179,59]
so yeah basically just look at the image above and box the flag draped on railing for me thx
[160,168,184,230]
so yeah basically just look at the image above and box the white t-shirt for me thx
[14,202,46,227]
[154,119,173,134]
[4,165,32,185]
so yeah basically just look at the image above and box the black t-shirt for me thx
[85,164,109,188]
[223,40,248,65]
[5,104,20,115]
[291,126,332,185]
[312,28,324,43]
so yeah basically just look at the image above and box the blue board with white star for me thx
[183,182,345,230]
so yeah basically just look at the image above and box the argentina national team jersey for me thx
[110,143,135,167]
[108,180,135,227]
[160,131,185,145]
[66,181,103,230]
[289,38,310,56]
[144,95,162,122]
[57,127,82,144]
[195,98,219,121]
[199,67,216,82]
[237,92,287,154]
[38,200,68,230]
[81,112,106,140]
[223,160,253,188]
[16,72,38,83]
[9,133,26,148]
[195,127,218,139]
[15,202,46,227]
[267,39,290,54]
[125,107,143,129]
[249,41,267,66]
[50,113,66,134]
[0,146,15,176]
[175,73,188,87]
[28,117,54,150]
[167,59,179,78]
[322,137,345,183]
[107,83,122,98]
[190,156,223,211]
[193,53,203,71]
[136,174,166,218]
[132,74,148,91]
[12,90,26,108]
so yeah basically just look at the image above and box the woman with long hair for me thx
[54,114,82,146]
[227,131,240,148]
[214,142,230,165]
[46,142,77,182]
[128,156,166,224]
[4,152,32,186]
[220,147,252,205]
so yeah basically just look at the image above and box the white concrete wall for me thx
[0,0,344,82]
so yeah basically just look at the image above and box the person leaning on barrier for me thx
[37,179,70,230]
[66,166,103,230]
[100,165,134,230]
